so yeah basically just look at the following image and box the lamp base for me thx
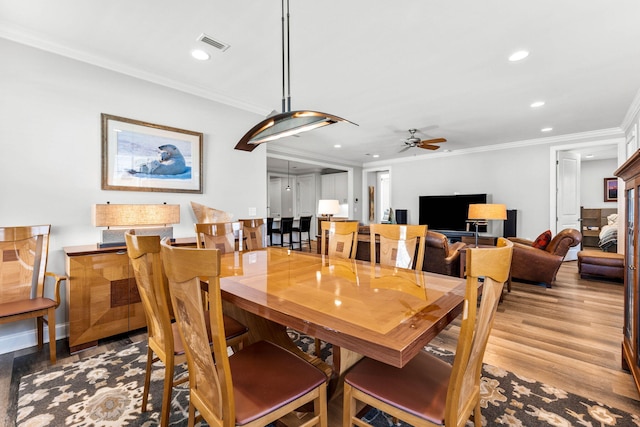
[99,226,174,248]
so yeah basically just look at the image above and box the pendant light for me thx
[235,0,357,152]
[286,161,291,191]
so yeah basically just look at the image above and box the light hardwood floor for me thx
[1,259,639,427]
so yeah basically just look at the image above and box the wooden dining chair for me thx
[320,221,359,259]
[272,217,294,248]
[0,225,67,364]
[125,231,248,427]
[369,223,427,270]
[343,238,514,427]
[195,222,242,253]
[240,218,265,250]
[160,240,328,427]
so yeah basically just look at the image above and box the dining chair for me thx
[195,222,242,253]
[0,225,67,364]
[369,223,428,270]
[160,240,328,427]
[292,215,313,251]
[125,231,248,427]
[272,217,294,249]
[266,217,274,246]
[240,218,265,250]
[320,220,359,259]
[343,238,514,427]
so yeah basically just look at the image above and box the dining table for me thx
[217,247,469,386]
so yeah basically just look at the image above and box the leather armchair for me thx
[423,230,466,276]
[508,228,582,287]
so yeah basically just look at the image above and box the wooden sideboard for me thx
[64,237,195,353]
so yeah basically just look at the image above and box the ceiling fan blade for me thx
[418,144,440,150]
[399,145,412,153]
[420,138,446,144]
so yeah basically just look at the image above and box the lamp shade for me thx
[318,199,341,216]
[93,204,180,227]
[468,204,507,220]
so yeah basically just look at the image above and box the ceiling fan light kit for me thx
[235,0,356,152]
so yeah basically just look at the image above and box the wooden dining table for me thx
[217,247,468,384]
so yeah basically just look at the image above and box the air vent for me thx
[197,33,230,52]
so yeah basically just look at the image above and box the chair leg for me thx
[47,309,56,364]
[142,346,153,412]
[473,399,482,426]
[160,358,175,427]
[36,317,44,350]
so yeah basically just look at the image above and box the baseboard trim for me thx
[0,322,68,355]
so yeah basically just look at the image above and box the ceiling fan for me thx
[399,129,446,152]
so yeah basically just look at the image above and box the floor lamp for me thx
[467,204,507,247]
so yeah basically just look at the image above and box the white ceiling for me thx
[1,0,637,168]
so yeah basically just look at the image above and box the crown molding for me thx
[621,88,640,132]
[363,128,624,168]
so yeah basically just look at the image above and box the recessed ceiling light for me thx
[334,144,341,148]
[509,50,529,62]
[541,127,553,132]
[191,49,210,61]
[372,154,380,158]
[530,101,545,108]
[585,154,594,159]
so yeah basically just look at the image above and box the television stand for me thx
[432,229,498,246]
[432,230,475,243]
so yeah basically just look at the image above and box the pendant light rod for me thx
[281,0,292,113]
[234,0,358,152]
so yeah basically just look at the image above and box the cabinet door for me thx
[334,173,348,204]
[66,251,146,351]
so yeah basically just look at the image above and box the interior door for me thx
[557,151,581,261]
[268,177,282,218]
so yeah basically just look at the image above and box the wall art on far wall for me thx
[101,113,203,193]
[604,177,618,202]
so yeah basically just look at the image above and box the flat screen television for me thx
[419,193,487,232]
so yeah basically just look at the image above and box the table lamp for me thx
[93,203,180,247]
[467,203,507,247]
[318,199,341,219]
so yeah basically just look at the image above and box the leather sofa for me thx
[354,226,465,276]
[508,228,582,287]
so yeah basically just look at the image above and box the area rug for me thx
[16,331,640,427]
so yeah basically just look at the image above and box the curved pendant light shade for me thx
[234,110,356,152]
[234,0,356,152]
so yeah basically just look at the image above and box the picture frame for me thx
[604,177,618,202]
[101,114,203,193]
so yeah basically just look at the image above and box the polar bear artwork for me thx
[127,144,187,176]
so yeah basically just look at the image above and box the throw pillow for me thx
[532,230,552,250]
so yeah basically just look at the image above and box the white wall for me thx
[581,159,619,208]
[0,39,266,352]
[389,145,545,239]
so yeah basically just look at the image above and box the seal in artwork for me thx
[127,144,187,175]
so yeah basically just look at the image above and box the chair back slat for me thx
[125,231,175,357]
[0,225,50,302]
[321,221,359,259]
[240,218,265,250]
[447,238,513,426]
[195,222,241,253]
[161,242,233,425]
[369,224,427,270]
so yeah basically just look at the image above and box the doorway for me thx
[550,139,622,259]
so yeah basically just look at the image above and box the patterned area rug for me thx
[16,331,639,426]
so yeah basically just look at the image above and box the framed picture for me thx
[101,114,203,193]
[604,177,618,202]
